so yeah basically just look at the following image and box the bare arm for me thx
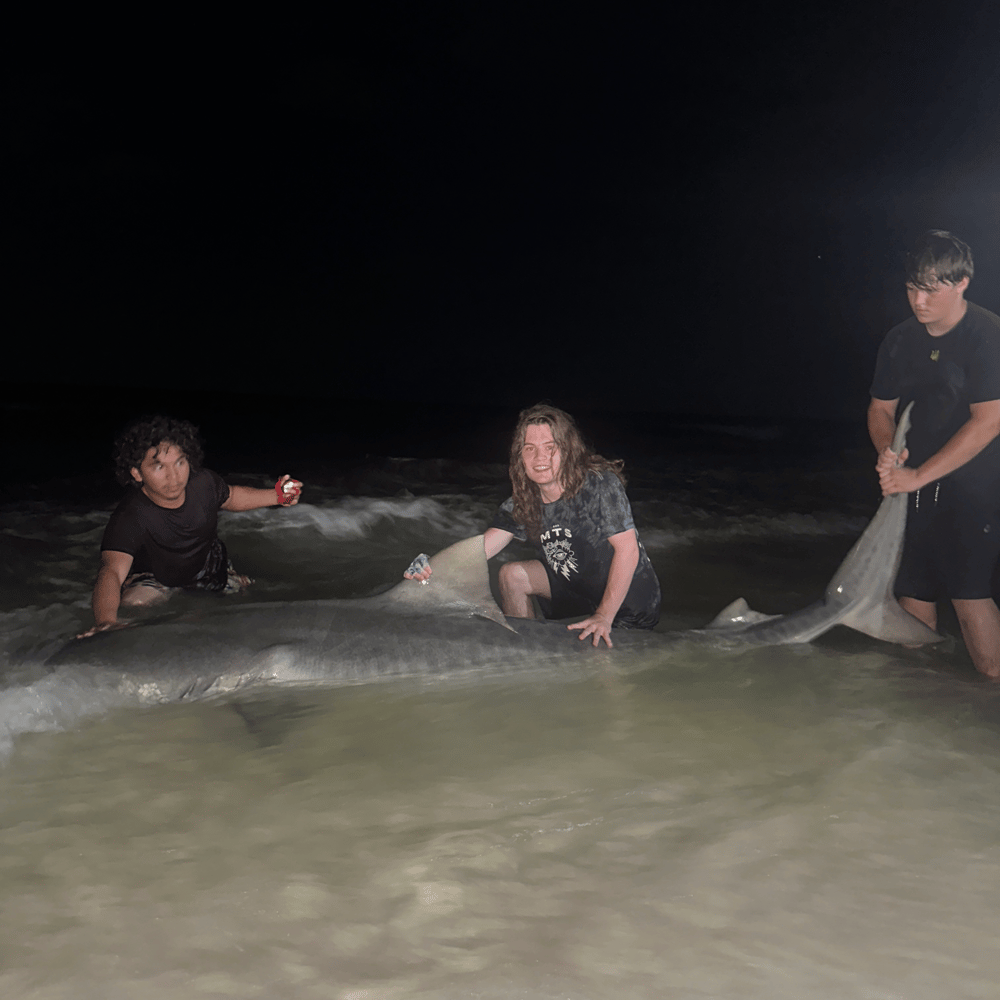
[78,549,135,637]
[867,396,900,455]
[483,527,514,559]
[877,399,1000,496]
[567,529,641,648]
[221,476,302,512]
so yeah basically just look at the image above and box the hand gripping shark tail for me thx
[703,401,943,647]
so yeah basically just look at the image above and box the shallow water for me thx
[2,639,999,999]
[2,428,999,998]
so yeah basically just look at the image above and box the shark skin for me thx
[701,401,942,646]
[35,405,934,717]
[39,535,663,708]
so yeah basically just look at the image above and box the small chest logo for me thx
[930,349,940,361]
[540,525,578,580]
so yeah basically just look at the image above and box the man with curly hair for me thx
[407,403,660,647]
[78,415,302,638]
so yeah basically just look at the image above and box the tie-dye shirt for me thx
[491,470,660,628]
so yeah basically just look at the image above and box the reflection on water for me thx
[1,644,999,999]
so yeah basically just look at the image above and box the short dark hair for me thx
[906,230,974,289]
[113,415,204,487]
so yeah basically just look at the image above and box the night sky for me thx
[6,3,1000,461]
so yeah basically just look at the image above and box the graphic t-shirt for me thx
[490,470,661,627]
[101,468,231,586]
[870,301,1000,500]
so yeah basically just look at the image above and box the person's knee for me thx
[498,560,531,595]
[499,559,550,598]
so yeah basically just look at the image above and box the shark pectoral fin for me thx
[473,604,519,633]
[839,599,943,645]
[706,598,782,630]
[384,534,515,630]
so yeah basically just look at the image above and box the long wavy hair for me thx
[508,403,625,540]
[113,415,205,487]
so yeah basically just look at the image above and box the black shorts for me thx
[537,568,660,630]
[895,484,1000,601]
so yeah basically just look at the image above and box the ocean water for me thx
[1,402,999,999]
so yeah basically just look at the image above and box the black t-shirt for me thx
[101,468,231,586]
[870,301,1000,498]
[490,470,661,625]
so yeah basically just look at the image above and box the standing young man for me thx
[407,403,661,647]
[79,415,302,638]
[869,230,1000,677]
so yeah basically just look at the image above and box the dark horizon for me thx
[7,4,1000,431]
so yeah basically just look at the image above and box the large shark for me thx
[38,534,662,705]
[16,402,936,732]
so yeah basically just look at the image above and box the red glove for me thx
[275,476,303,506]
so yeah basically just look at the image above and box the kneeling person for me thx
[409,403,660,647]
[81,416,302,638]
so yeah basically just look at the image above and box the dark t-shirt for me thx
[870,301,1000,499]
[490,470,661,627]
[101,468,231,586]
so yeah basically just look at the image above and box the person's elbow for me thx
[96,563,126,591]
[609,530,640,565]
[970,401,1000,442]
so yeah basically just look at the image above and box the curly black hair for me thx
[113,415,205,487]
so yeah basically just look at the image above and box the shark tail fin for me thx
[706,598,781,630]
[839,597,943,645]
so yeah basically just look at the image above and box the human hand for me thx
[403,553,432,582]
[878,463,922,497]
[567,613,615,648]
[275,475,303,506]
[75,620,131,640]
[875,445,907,476]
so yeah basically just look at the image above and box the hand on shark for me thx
[75,620,135,640]
[875,444,922,496]
[567,613,615,648]
[403,553,432,583]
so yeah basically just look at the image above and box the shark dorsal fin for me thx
[382,535,516,631]
[706,598,780,629]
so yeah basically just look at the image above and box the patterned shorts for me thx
[121,539,251,598]
[122,566,250,597]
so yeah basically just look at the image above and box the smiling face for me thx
[906,273,969,335]
[520,421,563,501]
[130,442,190,508]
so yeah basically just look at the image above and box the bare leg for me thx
[498,560,551,619]
[898,596,938,632]
[896,597,938,650]
[952,598,1000,678]
[120,585,172,610]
